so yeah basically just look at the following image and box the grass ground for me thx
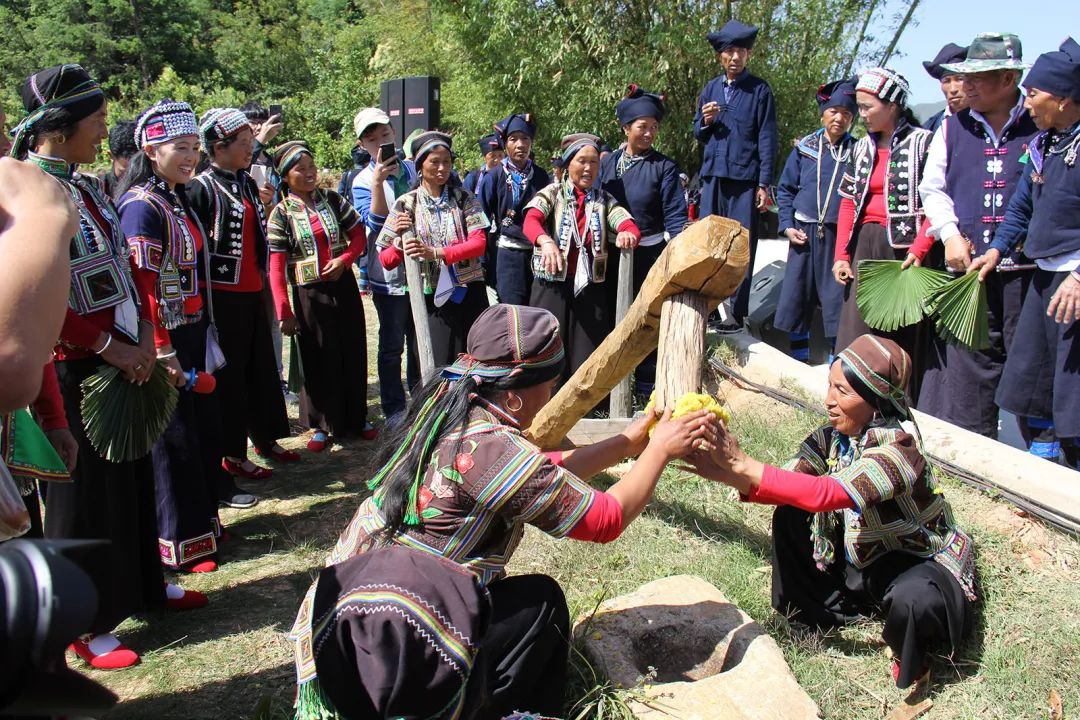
[88,296,1080,719]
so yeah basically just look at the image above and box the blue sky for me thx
[883,1,1080,105]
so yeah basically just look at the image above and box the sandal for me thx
[254,445,302,463]
[70,634,140,670]
[222,457,273,480]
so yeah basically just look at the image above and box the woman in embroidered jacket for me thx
[377,130,491,365]
[187,108,295,479]
[688,335,975,690]
[288,303,717,719]
[266,141,373,453]
[774,78,857,362]
[524,133,641,378]
[833,69,935,359]
[117,99,246,575]
[11,74,208,670]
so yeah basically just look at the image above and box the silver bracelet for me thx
[156,350,177,360]
[94,334,113,355]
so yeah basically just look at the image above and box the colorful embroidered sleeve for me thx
[829,431,925,512]
[265,203,293,254]
[328,190,362,233]
[782,426,832,476]
[119,196,165,271]
[603,192,634,232]
[460,194,489,236]
[462,432,596,539]
[375,195,412,251]
[523,183,559,219]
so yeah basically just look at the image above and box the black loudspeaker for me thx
[380,76,441,140]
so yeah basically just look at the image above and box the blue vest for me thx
[1025,127,1080,260]
[944,109,1037,268]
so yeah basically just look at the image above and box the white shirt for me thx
[918,95,1030,241]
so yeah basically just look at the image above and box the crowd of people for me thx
[0,14,1078,720]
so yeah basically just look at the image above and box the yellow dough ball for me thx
[644,391,731,435]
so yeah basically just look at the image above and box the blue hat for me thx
[707,20,758,52]
[493,113,536,143]
[1025,37,1080,102]
[923,43,968,79]
[477,133,501,155]
[616,84,666,125]
[817,78,858,115]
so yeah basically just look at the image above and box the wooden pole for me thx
[609,248,634,418]
[653,291,709,413]
[403,254,436,380]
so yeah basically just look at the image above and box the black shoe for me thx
[219,489,258,509]
[710,320,743,335]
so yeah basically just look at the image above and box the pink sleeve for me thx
[441,227,487,265]
[268,252,294,321]
[338,223,368,266]
[380,243,404,269]
[835,197,856,264]
[543,450,564,466]
[745,464,856,512]
[616,218,641,240]
[524,208,548,245]
[567,490,624,544]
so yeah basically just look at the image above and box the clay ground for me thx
[86,295,1080,719]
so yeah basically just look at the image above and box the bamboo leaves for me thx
[81,364,179,463]
[856,259,990,350]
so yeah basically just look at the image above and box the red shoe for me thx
[166,584,209,611]
[222,457,272,480]
[360,424,379,441]
[178,559,218,573]
[254,446,302,463]
[70,635,140,670]
[307,431,328,453]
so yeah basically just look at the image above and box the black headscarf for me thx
[9,64,104,158]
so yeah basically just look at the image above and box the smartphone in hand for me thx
[378,142,397,165]
[268,104,283,122]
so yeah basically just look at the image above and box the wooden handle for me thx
[403,251,436,380]
[609,248,635,418]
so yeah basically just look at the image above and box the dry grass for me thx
[86,299,1080,719]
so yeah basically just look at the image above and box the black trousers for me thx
[293,274,369,436]
[48,355,165,631]
[152,320,225,568]
[531,278,611,377]
[771,506,970,689]
[212,290,291,456]
[467,574,570,720]
[425,282,491,367]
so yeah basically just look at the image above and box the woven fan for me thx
[855,260,951,332]
[923,270,991,351]
[81,364,179,462]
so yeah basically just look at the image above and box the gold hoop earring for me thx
[1059,102,1067,112]
[504,394,523,413]
[56,135,67,144]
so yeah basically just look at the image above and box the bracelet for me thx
[93,334,113,355]
[157,350,177,360]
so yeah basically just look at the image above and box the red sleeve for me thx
[59,308,104,350]
[32,362,68,431]
[567,490,624,544]
[441,227,487,265]
[132,268,172,347]
[908,217,935,261]
[542,450,564,466]
[380,243,404,270]
[268,252,294,321]
[524,208,548,245]
[835,197,856,264]
[338,223,368,266]
[745,464,855,512]
[616,218,641,240]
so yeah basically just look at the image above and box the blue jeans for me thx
[372,292,419,419]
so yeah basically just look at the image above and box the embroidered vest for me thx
[840,123,931,248]
[277,192,348,286]
[527,182,627,284]
[27,155,139,339]
[394,187,486,291]
[944,110,1038,270]
[191,168,267,286]
[1025,126,1080,260]
[119,182,201,329]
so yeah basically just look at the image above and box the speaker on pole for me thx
[380,76,441,141]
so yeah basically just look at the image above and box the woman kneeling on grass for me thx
[289,303,717,720]
[687,334,975,690]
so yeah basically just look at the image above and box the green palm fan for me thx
[923,270,991,351]
[855,260,951,332]
[80,364,179,462]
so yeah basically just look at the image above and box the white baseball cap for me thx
[353,107,391,139]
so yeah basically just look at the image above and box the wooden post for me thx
[609,248,634,418]
[404,255,436,380]
[653,291,709,413]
